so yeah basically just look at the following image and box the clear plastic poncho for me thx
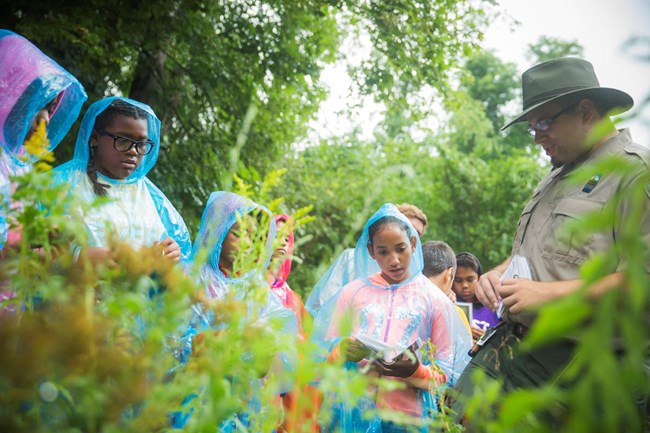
[311,204,471,431]
[192,191,276,299]
[305,247,355,317]
[173,192,297,430]
[51,96,191,260]
[182,191,297,348]
[0,29,87,248]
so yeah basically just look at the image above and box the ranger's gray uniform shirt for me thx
[510,129,650,326]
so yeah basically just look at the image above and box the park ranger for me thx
[450,57,650,426]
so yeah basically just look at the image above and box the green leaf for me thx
[522,296,592,349]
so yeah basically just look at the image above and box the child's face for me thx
[219,222,241,272]
[269,219,291,278]
[219,215,264,273]
[367,223,416,284]
[272,220,290,261]
[92,115,148,179]
[25,96,59,143]
[453,266,479,302]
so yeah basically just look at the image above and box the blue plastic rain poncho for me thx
[0,29,87,248]
[311,204,471,432]
[306,247,355,317]
[173,192,297,430]
[181,191,297,353]
[51,97,191,260]
[192,191,277,300]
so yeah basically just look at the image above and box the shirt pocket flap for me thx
[553,197,603,219]
[542,198,606,263]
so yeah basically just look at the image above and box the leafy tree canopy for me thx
[1,0,492,232]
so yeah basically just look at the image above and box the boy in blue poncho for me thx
[52,97,191,265]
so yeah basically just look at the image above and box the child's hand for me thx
[471,326,485,342]
[155,237,181,263]
[82,246,117,268]
[341,337,371,362]
[371,345,420,378]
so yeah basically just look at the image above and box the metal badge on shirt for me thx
[581,174,602,193]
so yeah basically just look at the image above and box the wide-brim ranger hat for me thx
[501,57,633,130]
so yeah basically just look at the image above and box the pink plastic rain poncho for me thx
[311,204,471,432]
[269,214,308,336]
[0,29,87,248]
[268,214,322,433]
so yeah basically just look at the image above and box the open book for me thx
[355,334,419,362]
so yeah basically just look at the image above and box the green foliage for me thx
[461,50,519,133]
[444,93,497,154]
[526,35,584,64]
[2,0,494,235]
[0,152,406,433]
[279,137,416,293]
[279,48,555,290]
[346,0,491,111]
[426,144,546,267]
[2,0,342,231]
[3,3,648,432]
[0,173,202,432]
[0,2,586,283]
[277,125,546,293]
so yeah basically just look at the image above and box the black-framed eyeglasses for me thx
[527,103,578,136]
[97,130,156,155]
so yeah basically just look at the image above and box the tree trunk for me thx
[129,49,167,109]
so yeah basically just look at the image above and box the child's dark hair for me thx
[367,215,411,246]
[455,252,483,276]
[87,99,148,196]
[422,241,456,277]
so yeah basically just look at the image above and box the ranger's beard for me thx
[550,156,562,168]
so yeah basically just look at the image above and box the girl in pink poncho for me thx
[312,204,471,432]
[0,29,86,253]
[269,214,308,338]
[268,214,321,432]
[0,29,86,314]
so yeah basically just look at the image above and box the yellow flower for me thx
[22,120,55,171]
